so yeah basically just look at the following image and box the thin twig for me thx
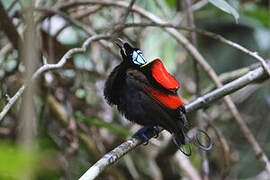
[71,5,102,19]
[79,63,269,180]
[107,0,136,40]
[35,7,119,58]
[0,34,109,122]
[121,0,136,23]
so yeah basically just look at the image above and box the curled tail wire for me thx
[173,129,212,156]
[174,106,212,156]
[193,129,213,151]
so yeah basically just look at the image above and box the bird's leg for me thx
[132,126,160,145]
[152,126,160,138]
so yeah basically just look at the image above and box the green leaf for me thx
[73,112,132,137]
[208,0,239,22]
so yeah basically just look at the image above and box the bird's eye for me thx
[132,50,147,65]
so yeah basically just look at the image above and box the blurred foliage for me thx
[244,5,270,27]
[74,111,132,137]
[0,143,38,179]
[0,0,270,179]
[0,141,59,180]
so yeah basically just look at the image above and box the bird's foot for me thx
[133,126,160,145]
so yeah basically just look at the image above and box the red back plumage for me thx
[151,59,180,92]
[142,59,184,109]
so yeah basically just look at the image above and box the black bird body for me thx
[104,39,212,155]
[104,48,188,145]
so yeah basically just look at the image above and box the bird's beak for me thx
[114,38,134,60]
[114,38,127,49]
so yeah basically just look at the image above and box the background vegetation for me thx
[0,0,270,179]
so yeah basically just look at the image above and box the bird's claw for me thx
[132,126,159,145]
[153,126,159,138]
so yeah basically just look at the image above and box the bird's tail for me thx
[173,130,192,156]
[172,106,212,156]
[173,128,212,156]
[172,106,192,156]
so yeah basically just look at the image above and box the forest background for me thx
[0,0,270,179]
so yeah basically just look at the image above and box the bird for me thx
[104,38,211,156]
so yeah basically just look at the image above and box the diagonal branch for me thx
[121,0,136,23]
[79,62,270,180]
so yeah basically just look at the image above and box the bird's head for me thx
[115,38,149,67]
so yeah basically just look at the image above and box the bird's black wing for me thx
[117,69,186,144]
[104,63,127,105]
